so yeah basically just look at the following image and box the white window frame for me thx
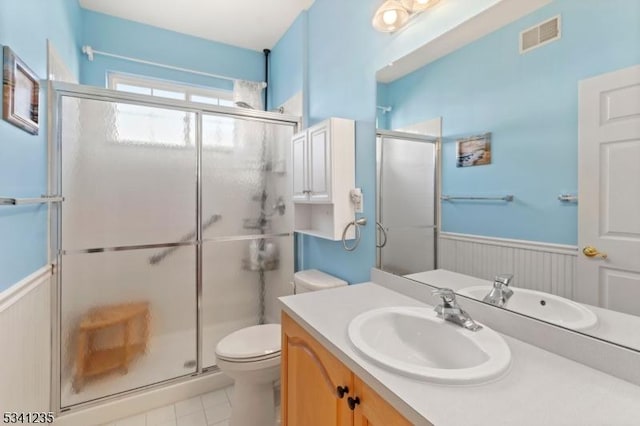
[106,72,235,150]
[107,72,234,106]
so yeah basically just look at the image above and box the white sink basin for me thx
[348,307,511,384]
[458,286,598,331]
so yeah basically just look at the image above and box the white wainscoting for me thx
[0,266,52,413]
[438,233,578,299]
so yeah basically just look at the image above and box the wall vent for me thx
[520,15,561,54]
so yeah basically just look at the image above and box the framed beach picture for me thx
[456,133,491,167]
[3,46,40,135]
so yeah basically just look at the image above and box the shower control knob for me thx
[347,396,360,410]
[336,385,349,399]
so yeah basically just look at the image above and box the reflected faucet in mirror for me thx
[483,274,514,308]
[433,288,482,332]
[375,0,640,354]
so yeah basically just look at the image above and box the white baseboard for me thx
[0,266,52,413]
[0,265,52,312]
[438,232,578,299]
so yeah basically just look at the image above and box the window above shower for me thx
[107,72,235,150]
[108,72,234,106]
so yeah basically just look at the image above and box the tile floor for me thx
[103,386,234,426]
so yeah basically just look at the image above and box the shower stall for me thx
[48,83,299,411]
[376,130,439,275]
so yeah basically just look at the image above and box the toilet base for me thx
[217,356,280,426]
[229,379,276,426]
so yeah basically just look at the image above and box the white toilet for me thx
[215,269,348,426]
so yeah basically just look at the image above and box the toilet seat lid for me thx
[216,324,281,360]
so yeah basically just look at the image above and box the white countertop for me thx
[280,283,640,426]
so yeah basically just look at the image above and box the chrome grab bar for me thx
[441,195,514,202]
[0,195,64,206]
[149,213,222,265]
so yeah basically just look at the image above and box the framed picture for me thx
[3,46,40,135]
[456,133,491,167]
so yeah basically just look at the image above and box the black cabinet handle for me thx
[336,385,349,399]
[347,396,360,410]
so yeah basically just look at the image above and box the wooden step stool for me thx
[74,302,150,392]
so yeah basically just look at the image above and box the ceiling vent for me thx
[520,15,561,54]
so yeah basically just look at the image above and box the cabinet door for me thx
[308,124,332,202]
[282,313,353,426]
[353,377,416,426]
[292,132,309,202]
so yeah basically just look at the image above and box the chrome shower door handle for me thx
[376,221,388,248]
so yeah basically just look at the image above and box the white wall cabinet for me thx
[292,118,355,241]
[308,122,332,202]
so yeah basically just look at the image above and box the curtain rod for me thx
[81,45,267,88]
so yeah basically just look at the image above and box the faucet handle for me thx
[494,274,514,287]
[432,288,457,304]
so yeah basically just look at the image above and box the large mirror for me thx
[375,0,640,352]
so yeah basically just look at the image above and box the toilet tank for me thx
[294,269,348,294]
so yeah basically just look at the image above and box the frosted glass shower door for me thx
[201,114,295,368]
[58,97,198,407]
[377,135,436,275]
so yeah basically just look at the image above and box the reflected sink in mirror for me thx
[374,0,640,356]
[348,307,511,384]
[458,286,598,331]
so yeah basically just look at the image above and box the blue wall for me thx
[2,0,588,290]
[0,0,81,291]
[80,10,265,91]
[269,12,307,110]
[385,0,640,245]
[295,0,506,283]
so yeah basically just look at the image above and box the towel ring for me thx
[342,217,367,252]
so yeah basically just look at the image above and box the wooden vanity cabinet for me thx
[352,377,413,426]
[282,313,414,426]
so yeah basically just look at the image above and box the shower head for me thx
[235,101,254,109]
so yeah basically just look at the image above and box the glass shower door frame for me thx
[49,82,300,414]
[375,129,441,273]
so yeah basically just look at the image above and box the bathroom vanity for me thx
[280,283,640,426]
[281,312,412,426]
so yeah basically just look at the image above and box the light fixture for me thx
[372,0,410,33]
[401,0,440,13]
[373,0,440,33]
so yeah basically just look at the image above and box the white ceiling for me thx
[79,0,315,51]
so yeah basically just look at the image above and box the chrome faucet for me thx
[432,288,482,332]
[483,274,514,307]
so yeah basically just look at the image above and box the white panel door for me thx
[292,132,308,202]
[308,124,332,202]
[577,65,640,316]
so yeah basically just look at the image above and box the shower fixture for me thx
[235,101,255,109]
[235,101,285,114]
[272,197,286,216]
